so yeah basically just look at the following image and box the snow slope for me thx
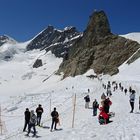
[121,32,140,44]
[0,33,140,140]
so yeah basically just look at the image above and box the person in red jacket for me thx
[98,107,109,125]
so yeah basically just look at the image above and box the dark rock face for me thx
[0,35,16,46]
[33,59,43,68]
[27,25,82,57]
[58,11,140,78]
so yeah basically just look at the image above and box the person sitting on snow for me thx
[98,106,109,125]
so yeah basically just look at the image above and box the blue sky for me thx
[0,0,139,41]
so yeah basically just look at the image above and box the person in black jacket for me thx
[103,98,112,114]
[92,99,99,116]
[23,108,30,132]
[84,95,90,108]
[50,107,59,132]
[36,104,43,126]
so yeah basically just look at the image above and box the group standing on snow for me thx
[22,79,139,137]
[23,104,59,137]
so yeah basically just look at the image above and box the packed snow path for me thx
[1,79,140,140]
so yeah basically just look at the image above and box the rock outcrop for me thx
[33,59,43,68]
[58,11,140,78]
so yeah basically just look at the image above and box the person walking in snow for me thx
[50,107,59,132]
[129,90,135,113]
[129,86,132,93]
[27,110,37,136]
[121,86,124,92]
[23,108,30,132]
[84,95,90,108]
[124,88,127,95]
[36,104,43,126]
[92,99,99,116]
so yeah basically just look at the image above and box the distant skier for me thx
[23,108,30,132]
[84,95,90,108]
[50,107,59,132]
[92,99,99,116]
[36,104,43,126]
[27,110,37,137]
[129,90,135,113]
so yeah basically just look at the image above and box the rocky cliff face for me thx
[27,26,82,57]
[58,11,140,78]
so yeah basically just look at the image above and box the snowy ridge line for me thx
[124,47,140,65]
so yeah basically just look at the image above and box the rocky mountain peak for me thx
[83,10,111,44]
[27,25,82,57]
[58,10,140,78]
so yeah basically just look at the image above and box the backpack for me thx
[30,114,37,124]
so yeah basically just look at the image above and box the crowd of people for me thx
[23,104,59,137]
[22,80,138,136]
[84,81,138,125]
